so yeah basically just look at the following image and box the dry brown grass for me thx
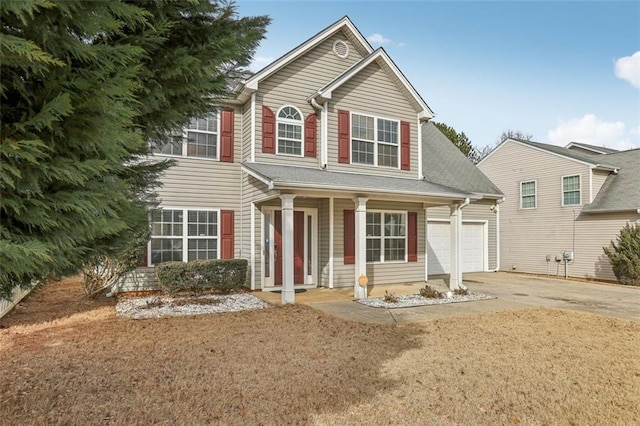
[1,277,638,425]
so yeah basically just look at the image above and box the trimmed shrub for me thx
[419,284,443,299]
[156,262,189,295]
[603,223,640,286]
[156,259,248,295]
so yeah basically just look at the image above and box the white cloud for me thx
[547,114,639,150]
[249,56,274,72]
[615,51,640,89]
[366,33,406,48]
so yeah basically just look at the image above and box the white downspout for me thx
[495,197,505,272]
[250,92,256,162]
[457,197,471,291]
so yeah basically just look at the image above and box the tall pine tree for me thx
[0,1,269,298]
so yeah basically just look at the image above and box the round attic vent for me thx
[332,40,349,59]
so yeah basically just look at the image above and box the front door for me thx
[264,208,317,288]
[274,210,305,285]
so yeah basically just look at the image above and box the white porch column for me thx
[328,196,334,289]
[354,197,368,299]
[449,203,463,290]
[280,194,296,304]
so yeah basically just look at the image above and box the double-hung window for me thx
[150,208,219,264]
[351,113,399,167]
[366,212,406,263]
[153,113,219,159]
[520,181,536,209]
[562,175,581,206]
[277,106,303,156]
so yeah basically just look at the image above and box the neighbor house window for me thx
[277,106,303,156]
[366,212,406,262]
[150,208,219,264]
[520,181,536,209]
[562,175,581,205]
[351,113,399,167]
[153,113,219,159]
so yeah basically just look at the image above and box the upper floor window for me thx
[520,181,536,209]
[366,211,406,263]
[153,113,219,159]
[277,106,303,156]
[351,113,399,168]
[562,175,581,206]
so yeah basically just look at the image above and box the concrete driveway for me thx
[307,272,640,324]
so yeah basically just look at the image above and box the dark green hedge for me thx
[156,259,248,295]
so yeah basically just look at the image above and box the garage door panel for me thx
[427,221,485,274]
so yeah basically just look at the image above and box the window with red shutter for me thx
[220,109,234,162]
[262,106,275,154]
[408,211,417,262]
[401,121,410,171]
[304,113,317,157]
[221,210,235,259]
[338,110,350,163]
[343,209,355,264]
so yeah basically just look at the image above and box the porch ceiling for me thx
[242,162,477,203]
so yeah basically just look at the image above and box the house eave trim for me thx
[273,182,477,200]
[241,164,274,189]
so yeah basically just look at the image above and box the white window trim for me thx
[149,207,221,266]
[365,209,408,264]
[350,111,400,169]
[276,105,304,158]
[152,112,221,161]
[520,180,537,209]
[561,174,582,206]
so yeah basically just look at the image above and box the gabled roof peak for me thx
[235,16,373,101]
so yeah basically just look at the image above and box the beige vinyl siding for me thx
[331,199,426,288]
[241,174,279,287]
[327,62,419,178]
[575,213,639,280]
[255,32,363,165]
[590,169,611,203]
[478,141,620,279]
[427,202,498,271]
[241,100,251,162]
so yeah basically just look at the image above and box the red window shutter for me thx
[304,113,317,157]
[338,110,350,164]
[139,244,148,267]
[408,212,418,262]
[220,109,234,162]
[401,121,410,170]
[220,210,235,259]
[262,105,275,154]
[343,209,355,264]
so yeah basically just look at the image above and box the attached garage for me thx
[427,220,487,275]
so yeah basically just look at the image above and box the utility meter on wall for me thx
[563,251,574,261]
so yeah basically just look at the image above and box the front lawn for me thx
[1,277,638,425]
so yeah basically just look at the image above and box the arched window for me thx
[277,105,303,156]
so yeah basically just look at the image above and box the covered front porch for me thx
[245,163,477,304]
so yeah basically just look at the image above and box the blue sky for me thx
[237,1,640,150]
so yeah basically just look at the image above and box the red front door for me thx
[274,210,305,285]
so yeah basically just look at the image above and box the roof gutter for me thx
[274,182,479,200]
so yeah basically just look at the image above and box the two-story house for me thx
[479,138,640,281]
[128,16,504,303]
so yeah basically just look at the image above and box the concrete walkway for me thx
[255,272,640,324]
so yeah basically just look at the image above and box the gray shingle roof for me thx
[242,162,475,199]
[510,138,618,169]
[566,141,619,155]
[583,148,640,213]
[422,122,503,197]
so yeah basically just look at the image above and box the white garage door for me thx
[427,221,486,275]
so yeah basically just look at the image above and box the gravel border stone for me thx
[116,293,269,319]
[357,292,496,309]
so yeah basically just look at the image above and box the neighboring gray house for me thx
[125,17,503,302]
[479,138,640,281]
